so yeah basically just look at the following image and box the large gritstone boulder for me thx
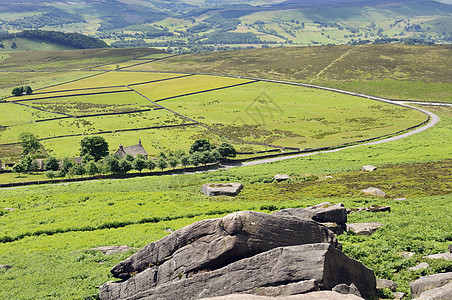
[201,183,243,196]
[109,211,340,281]
[100,211,376,300]
[100,243,376,300]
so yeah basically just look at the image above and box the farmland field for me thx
[0,105,451,299]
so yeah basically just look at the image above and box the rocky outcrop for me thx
[274,174,291,182]
[100,211,376,300]
[201,291,364,299]
[347,205,390,214]
[409,262,430,271]
[201,183,243,196]
[109,211,340,281]
[417,281,452,299]
[100,243,376,300]
[90,246,135,256]
[362,165,377,172]
[273,202,347,234]
[410,272,452,298]
[346,223,383,236]
[376,279,397,292]
[425,252,452,260]
[361,187,386,197]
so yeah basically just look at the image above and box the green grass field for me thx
[0,106,450,299]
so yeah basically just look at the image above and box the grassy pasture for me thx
[22,90,150,115]
[131,74,253,101]
[37,71,188,93]
[163,81,427,149]
[0,102,62,126]
[0,38,75,52]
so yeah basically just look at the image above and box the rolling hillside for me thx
[0,0,450,51]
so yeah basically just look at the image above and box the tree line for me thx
[12,134,237,179]
[0,30,107,49]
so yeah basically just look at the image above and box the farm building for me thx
[115,140,148,159]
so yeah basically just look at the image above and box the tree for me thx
[147,160,156,172]
[217,142,237,158]
[21,154,33,172]
[12,87,23,96]
[44,157,59,171]
[156,158,168,171]
[132,158,147,173]
[180,155,190,168]
[209,149,222,163]
[69,164,85,177]
[60,158,74,175]
[85,161,99,176]
[168,157,178,169]
[12,162,25,177]
[24,86,33,95]
[103,154,120,174]
[189,139,213,154]
[189,152,202,166]
[79,136,109,161]
[124,154,134,162]
[46,170,56,180]
[19,132,40,156]
[118,159,132,174]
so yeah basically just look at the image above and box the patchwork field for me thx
[0,105,450,299]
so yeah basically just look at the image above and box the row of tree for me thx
[12,86,33,96]
[12,135,237,179]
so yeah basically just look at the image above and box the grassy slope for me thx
[0,106,450,299]
[137,44,452,103]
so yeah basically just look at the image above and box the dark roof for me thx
[115,140,148,158]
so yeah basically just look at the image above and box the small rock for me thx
[409,262,429,271]
[394,198,406,201]
[377,279,398,292]
[346,223,383,236]
[362,165,377,172]
[393,292,406,299]
[90,246,135,256]
[0,264,12,270]
[201,183,243,196]
[425,252,452,260]
[325,175,334,179]
[448,244,452,253]
[410,272,452,297]
[366,205,390,212]
[274,174,291,182]
[165,228,174,233]
[400,251,415,258]
[332,283,362,297]
[361,187,386,197]
[3,208,15,211]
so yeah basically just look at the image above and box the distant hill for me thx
[0,0,450,52]
[0,30,108,51]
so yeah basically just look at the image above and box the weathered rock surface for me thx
[201,291,364,299]
[201,183,243,196]
[273,202,347,234]
[377,279,398,292]
[332,283,362,297]
[409,262,430,271]
[393,292,406,299]
[410,272,452,297]
[346,223,383,236]
[426,252,452,260]
[400,251,415,258]
[274,174,291,182]
[109,211,341,281]
[100,243,376,300]
[361,187,386,197]
[417,281,452,299]
[90,246,135,256]
[347,205,390,214]
[362,165,377,172]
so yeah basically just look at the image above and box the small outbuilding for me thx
[115,140,148,159]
